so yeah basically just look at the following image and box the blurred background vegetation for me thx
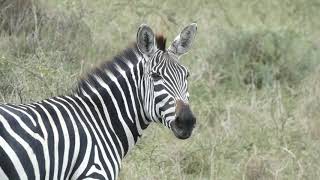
[1,0,320,179]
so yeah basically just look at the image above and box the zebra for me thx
[0,23,197,180]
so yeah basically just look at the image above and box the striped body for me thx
[0,23,198,180]
[0,46,147,180]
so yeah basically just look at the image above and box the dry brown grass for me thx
[0,0,40,34]
[296,66,320,140]
[245,154,267,180]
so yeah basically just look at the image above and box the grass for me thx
[1,0,320,179]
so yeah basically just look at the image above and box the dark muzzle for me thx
[171,100,196,139]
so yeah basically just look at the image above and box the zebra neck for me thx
[75,57,151,157]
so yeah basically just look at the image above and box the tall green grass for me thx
[1,0,320,179]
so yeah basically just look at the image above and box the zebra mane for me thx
[156,33,166,51]
[76,34,167,95]
[75,43,140,95]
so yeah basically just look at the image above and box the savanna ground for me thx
[1,0,320,179]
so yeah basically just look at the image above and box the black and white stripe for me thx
[0,23,197,180]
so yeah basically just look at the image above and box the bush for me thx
[0,0,92,61]
[0,0,39,35]
[208,29,319,89]
[0,0,93,103]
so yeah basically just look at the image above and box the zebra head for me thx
[137,23,197,139]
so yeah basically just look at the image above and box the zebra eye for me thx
[151,72,162,80]
[186,71,190,78]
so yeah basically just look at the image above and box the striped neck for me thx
[75,45,151,157]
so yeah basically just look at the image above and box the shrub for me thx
[208,29,319,89]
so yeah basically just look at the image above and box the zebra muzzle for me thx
[171,100,196,139]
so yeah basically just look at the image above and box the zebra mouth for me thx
[171,120,193,140]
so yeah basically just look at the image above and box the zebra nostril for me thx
[174,116,183,127]
[192,116,196,125]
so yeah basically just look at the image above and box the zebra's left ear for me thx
[168,23,197,57]
[137,24,156,56]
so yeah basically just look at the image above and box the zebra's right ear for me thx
[136,24,156,56]
[168,23,197,57]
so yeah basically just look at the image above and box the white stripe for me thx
[44,100,70,180]
[69,96,113,179]
[128,61,150,125]
[163,66,183,99]
[0,137,27,180]
[53,98,80,180]
[86,145,108,178]
[0,167,9,180]
[62,96,93,180]
[132,55,150,125]
[16,105,27,110]
[0,107,43,142]
[37,103,60,180]
[27,104,37,108]
[84,84,124,158]
[115,63,143,135]
[28,105,50,180]
[94,76,135,151]
[106,71,134,123]
[83,90,121,176]
[81,88,122,167]
[4,105,37,127]
[18,104,29,109]
[0,115,39,180]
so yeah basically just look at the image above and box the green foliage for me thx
[210,29,319,89]
[1,0,320,179]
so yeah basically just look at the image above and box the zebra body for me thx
[0,23,197,180]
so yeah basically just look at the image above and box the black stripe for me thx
[48,98,75,179]
[82,81,130,156]
[72,96,113,179]
[0,143,20,179]
[34,103,55,180]
[0,115,36,180]
[62,96,89,179]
